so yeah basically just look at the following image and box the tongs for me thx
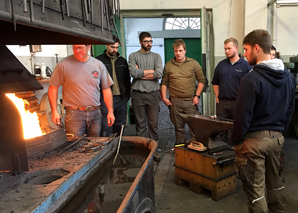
[79,133,117,153]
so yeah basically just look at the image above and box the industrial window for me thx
[165,17,200,30]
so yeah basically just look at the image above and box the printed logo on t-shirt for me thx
[235,69,243,73]
[91,70,100,79]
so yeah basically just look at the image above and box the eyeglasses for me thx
[142,40,153,44]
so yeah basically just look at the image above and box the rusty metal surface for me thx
[26,128,68,157]
[0,0,119,45]
[117,136,157,213]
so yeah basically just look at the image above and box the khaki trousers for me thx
[235,130,285,213]
[170,98,200,144]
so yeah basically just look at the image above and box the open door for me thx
[201,8,214,116]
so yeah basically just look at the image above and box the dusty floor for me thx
[125,100,298,213]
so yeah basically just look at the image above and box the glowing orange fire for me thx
[6,93,45,139]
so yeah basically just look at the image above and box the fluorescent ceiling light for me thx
[277,0,298,3]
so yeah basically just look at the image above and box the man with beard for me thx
[212,38,252,143]
[161,39,205,145]
[128,32,163,145]
[232,29,296,213]
[49,45,115,137]
[96,35,131,137]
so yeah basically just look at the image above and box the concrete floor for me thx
[125,101,298,213]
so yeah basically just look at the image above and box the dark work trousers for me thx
[216,99,236,144]
[100,96,128,137]
[131,90,159,144]
[235,130,285,213]
[170,98,200,144]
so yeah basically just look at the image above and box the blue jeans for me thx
[65,108,102,137]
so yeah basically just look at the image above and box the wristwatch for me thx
[194,95,200,98]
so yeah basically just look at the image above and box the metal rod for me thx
[23,0,27,13]
[101,0,103,31]
[10,0,16,31]
[90,0,93,24]
[59,0,64,20]
[83,0,89,22]
[81,0,86,26]
[41,0,45,14]
[117,0,120,17]
[65,0,70,17]
[113,124,125,165]
[57,134,86,156]
[104,0,110,33]
[29,0,34,22]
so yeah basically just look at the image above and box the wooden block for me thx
[175,146,235,179]
[175,167,236,201]
[174,146,237,200]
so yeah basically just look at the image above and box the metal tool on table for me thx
[79,132,117,153]
[57,134,86,156]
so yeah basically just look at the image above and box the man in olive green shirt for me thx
[161,39,205,144]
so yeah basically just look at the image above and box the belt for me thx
[66,106,100,112]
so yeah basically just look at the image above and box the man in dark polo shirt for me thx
[212,37,252,143]
[161,39,205,145]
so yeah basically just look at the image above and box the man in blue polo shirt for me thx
[212,38,252,143]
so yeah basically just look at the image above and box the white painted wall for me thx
[276,6,298,61]
[6,45,68,74]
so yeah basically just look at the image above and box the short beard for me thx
[228,51,236,59]
[248,52,257,66]
[141,43,151,51]
[108,50,116,56]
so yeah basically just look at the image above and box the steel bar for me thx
[81,0,86,26]
[57,134,86,156]
[41,0,45,14]
[23,0,27,13]
[113,124,124,165]
[104,0,110,33]
[59,0,64,20]
[101,0,103,31]
[83,0,89,22]
[90,0,93,24]
[29,0,34,22]
[65,0,70,17]
[10,0,16,31]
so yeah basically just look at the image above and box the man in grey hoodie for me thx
[232,29,296,213]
